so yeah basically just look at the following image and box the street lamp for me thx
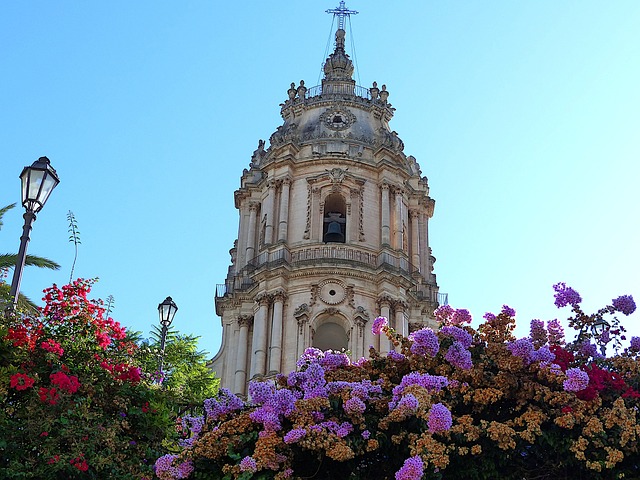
[157,296,178,374]
[9,157,60,311]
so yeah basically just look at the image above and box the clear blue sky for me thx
[1,1,639,358]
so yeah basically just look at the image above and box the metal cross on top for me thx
[326,1,358,31]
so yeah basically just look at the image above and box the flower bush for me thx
[0,279,174,479]
[155,284,639,479]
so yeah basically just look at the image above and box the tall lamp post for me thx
[9,157,60,311]
[157,296,178,374]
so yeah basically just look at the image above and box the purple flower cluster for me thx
[563,367,589,392]
[553,282,582,308]
[296,347,324,368]
[547,319,565,345]
[444,341,473,370]
[283,428,307,444]
[390,372,448,409]
[372,316,388,335]
[288,362,327,399]
[203,388,245,421]
[450,308,472,326]
[409,328,440,357]
[612,295,637,316]
[483,312,497,322]
[578,340,603,359]
[249,380,276,404]
[308,420,353,438]
[427,403,453,433]
[529,319,548,348]
[434,304,455,324]
[393,393,419,414]
[387,350,407,362]
[630,336,640,351]
[239,456,257,473]
[178,415,205,447]
[501,305,516,317]
[507,338,556,365]
[531,345,555,364]
[319,350,351,371]
[507,338,534,363]
[344,396,367,415]
[440,325,473,348]
[395,455,424,480]
[154,455,194,480]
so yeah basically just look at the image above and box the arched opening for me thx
[313,319,348,351]
[323,193,346,243]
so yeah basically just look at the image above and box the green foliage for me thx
[137,325,219,414]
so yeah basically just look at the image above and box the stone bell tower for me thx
[212,20,445,396]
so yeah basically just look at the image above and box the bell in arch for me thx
[324,212,345,243]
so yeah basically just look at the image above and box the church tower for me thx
[213,11,444,396]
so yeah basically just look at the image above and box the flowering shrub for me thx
[0,279,173,479]
[156,285,639,479]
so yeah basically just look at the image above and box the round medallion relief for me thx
[319,280,346,305]
[320,108,356,131]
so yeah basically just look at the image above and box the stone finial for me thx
[370,81,379,100]
[297,80,307,101]
[288,82,297,101]
[379,84,389,103]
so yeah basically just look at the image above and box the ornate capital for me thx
[272,289,288,303]
[248,201,260,212]
[238,315,253,328]
[377,294,393,308]
[255,293,271,306]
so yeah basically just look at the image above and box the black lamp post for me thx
[157,296,178,374]
[9,157,60,311]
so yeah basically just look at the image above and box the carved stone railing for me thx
[305,84,372,100]
[217,245,436,299]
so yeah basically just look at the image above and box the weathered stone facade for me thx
[212,29,444,396]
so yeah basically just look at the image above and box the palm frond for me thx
[0,254,61,270]
[0,203,16,230]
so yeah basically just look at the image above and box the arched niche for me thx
[311,312,349,351]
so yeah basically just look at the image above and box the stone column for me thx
[268,291,286,374]
[410,209,420,271]
[236,204,249,270]
[264,180,276,245]
[233,315,252,395]
[419,210,428,277]
[378,296,392,355]
[394,187,404,251]
[245,202,259,263]
[277,178,291,242]
[381,182,391,246]
[249,294,270,378]
[396,302,408,338]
